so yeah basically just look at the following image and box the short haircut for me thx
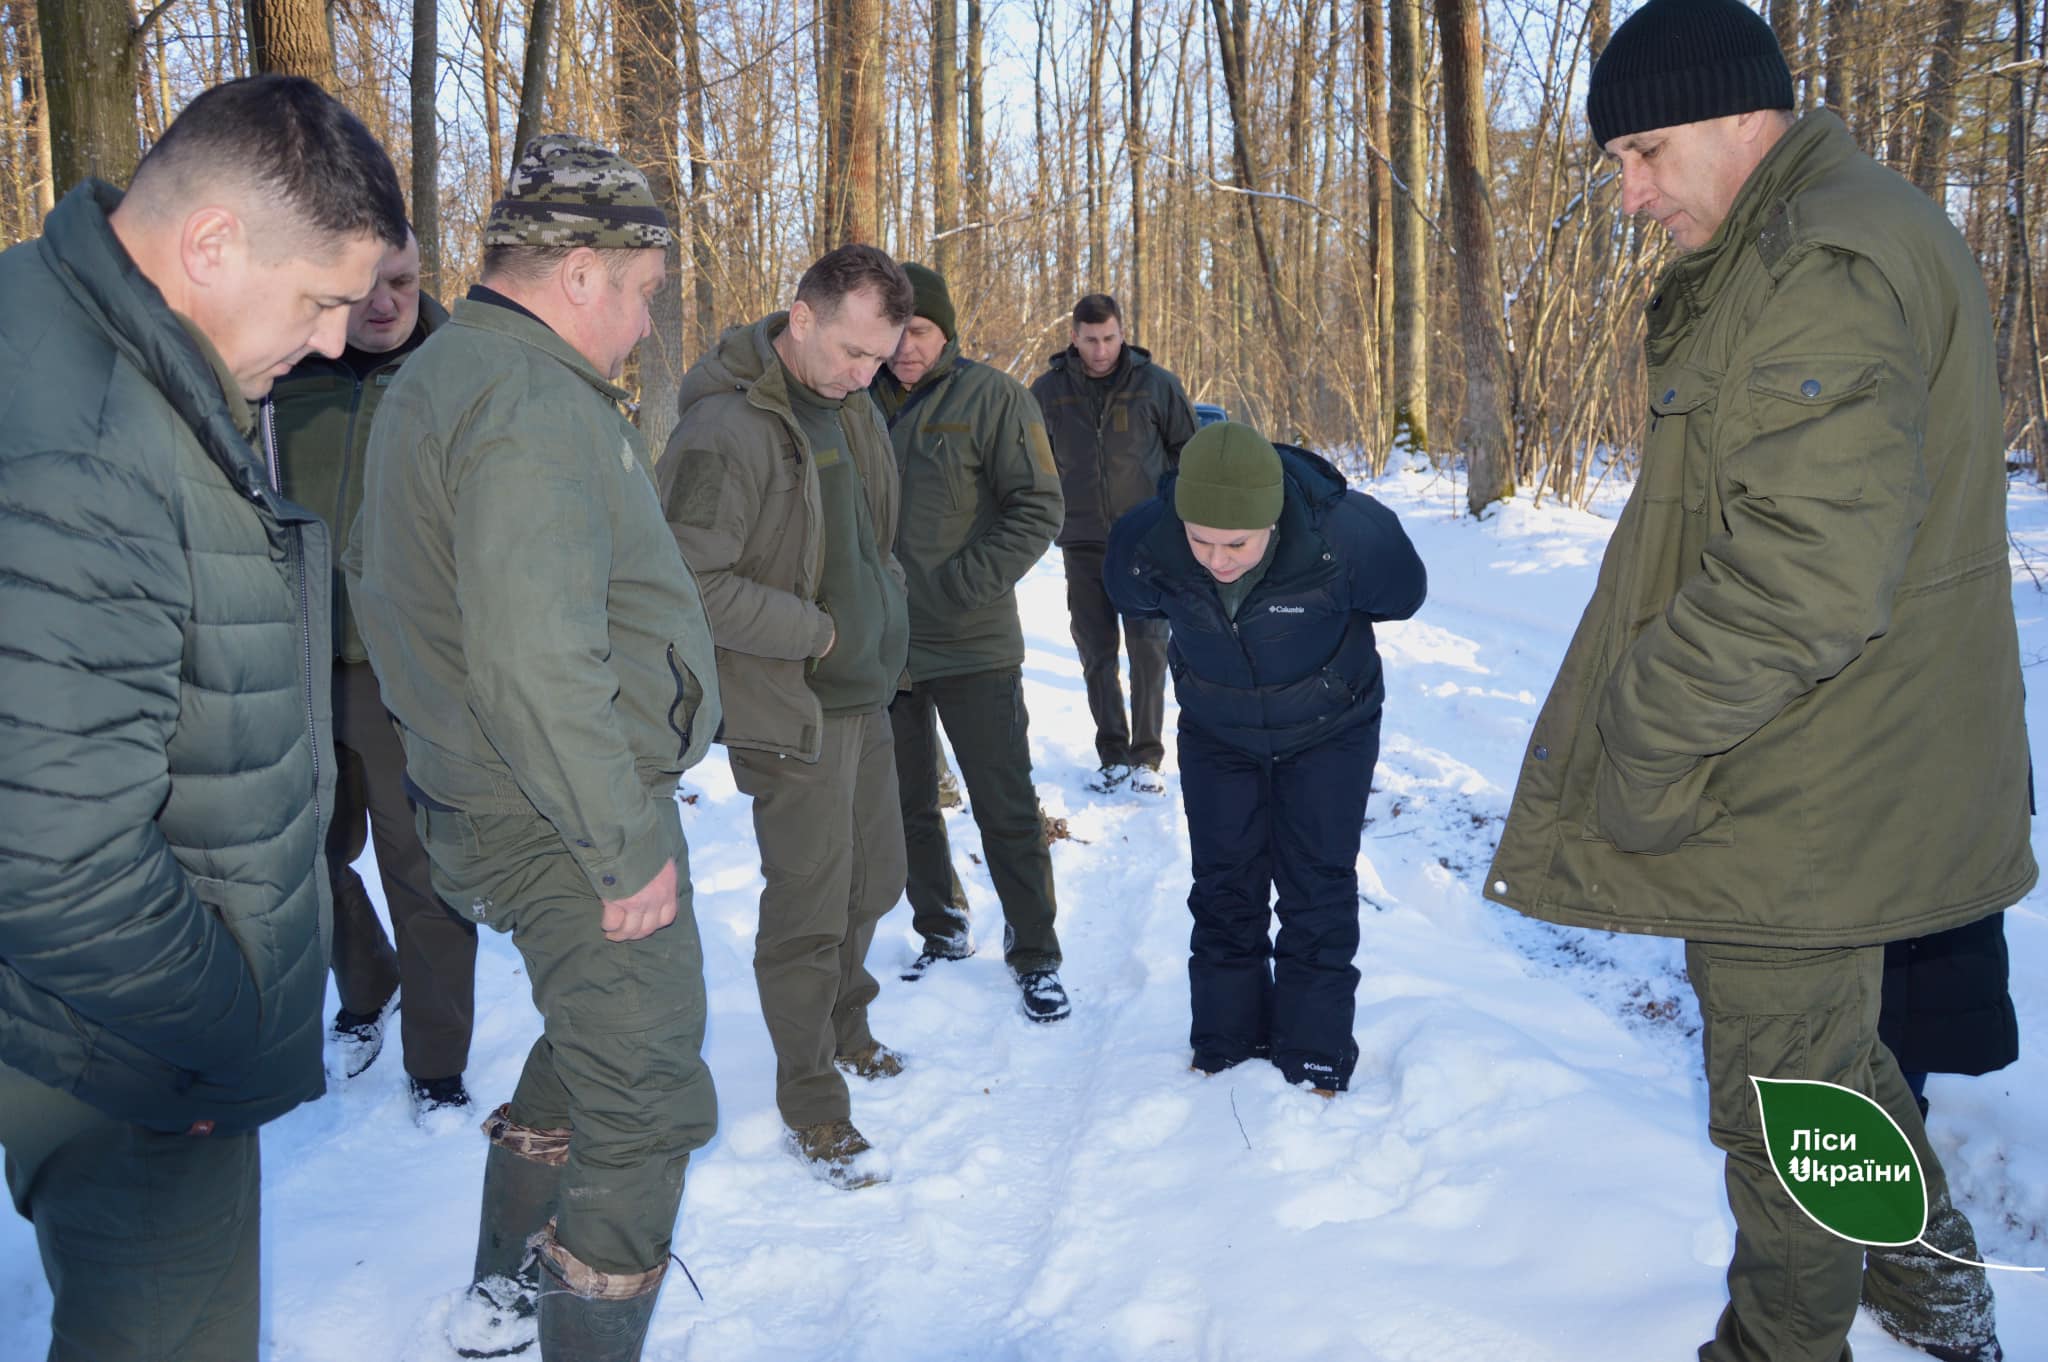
[481,243,644,287]
[795,244,915,325]
[130,74,407,251]
[1073,293,1122,327]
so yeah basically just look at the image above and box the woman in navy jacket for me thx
[1105,422,1426,1092]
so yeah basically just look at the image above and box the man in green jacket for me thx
[1031,293,1197,794]
[873,264,1071,1020]
[659,245,912,1189]
[1486,3,2032,1359]
[351,136,721,1360]
[271,228,481,1116]
[0,76,403,1360]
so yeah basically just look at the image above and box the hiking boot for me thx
[412,1073,474,1125]
[786,1118,891,1189]
[1014,968,1072,1023]
[448,1272,539,1358]
[1127,763,1166,795]
[1086,763,1135,793]
[900,939,974,981]
[835,1041,906,1081]
[327,995,398,1080]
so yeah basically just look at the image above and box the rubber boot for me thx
[448,1104,572,1359]
[534,1225,666,1362]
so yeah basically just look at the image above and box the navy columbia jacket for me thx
[1104,445,1426,758]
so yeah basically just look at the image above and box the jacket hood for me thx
[676,311,794,428]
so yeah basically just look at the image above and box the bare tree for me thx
[411,0,440,299]
[1388,0,1429,454]
[511,0,557,170]
[1434,0,1513,511]
[931,0,960,276]
[617,0,684,450]
[245,0,338,90]
[39,0,168,193]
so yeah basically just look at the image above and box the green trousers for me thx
[889,667,1061,971]
[0,1064,260,1362]
[1686,940,1998,1362]
[730,708,906,1128]
[417,801,716,1276]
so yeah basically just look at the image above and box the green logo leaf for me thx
[1752,1077,1925,1247]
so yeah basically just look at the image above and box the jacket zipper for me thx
[263,399,322,828]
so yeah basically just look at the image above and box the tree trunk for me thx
[511,0,557,170]
[1435,0,1514,511]
[15,0,56,217]
[1590,0,1610,66]
[1127,0,1145,334]
[245,0,338,91]
[930,0,960,276]
[1364,0,1392,449]
[39,0,138,194]
[476,0,504,201]
[617,0,685,451]
[680,0,715,350]
[965,0,985,279]
[1388,0,1430,454]
[822,0,882,244]
[411,0,440,298]
[1907,0,1969,199]
[1085,0,1108,282]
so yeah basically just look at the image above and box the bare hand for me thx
[600,858,679,942]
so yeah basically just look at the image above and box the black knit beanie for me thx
[901,262,957,341]
[1587,0,1794,147]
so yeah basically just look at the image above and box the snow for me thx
[7,468,2046,1360]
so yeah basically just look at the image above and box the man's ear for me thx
[179,205,242,292]
[561,246,604,306]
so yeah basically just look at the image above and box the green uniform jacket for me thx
[1030,342,1196,548]
[270,293,449,663]
[348,298,721,904]
[658,313,906,761]
[873,341,1064,682]
[1485,112,2036,947]
[0,182,335,1135]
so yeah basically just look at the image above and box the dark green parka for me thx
[0,183,334,1134]
[873,340,1064,681]
[269,293,448,662]
[1485,113,2036,947]
[1030,342,1196,548]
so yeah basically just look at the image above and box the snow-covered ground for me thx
[6,466,2045,1361]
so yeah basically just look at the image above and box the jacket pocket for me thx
[1580,750,1734,852]
[1732,358,1882,501]
[666,643,705,761]
[1644,363,1716,509]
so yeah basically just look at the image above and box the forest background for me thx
[4,0,2042,514]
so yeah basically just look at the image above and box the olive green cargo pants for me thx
[889,667,1061,971]
[1686,940,1998,1362]
[729,708,906,1129]
[417,800,716,1276]
[0,1063,260,1362]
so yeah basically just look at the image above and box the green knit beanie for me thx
[1175,422,1283,529]
[902,262,957,340]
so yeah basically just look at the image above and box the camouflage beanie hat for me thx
[484,134,673,250]
[1175,421,1284,530]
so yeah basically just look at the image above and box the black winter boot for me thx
[446,1104,572,1359]
[535,1227,666,1362]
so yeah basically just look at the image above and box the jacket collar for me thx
[446,295,630,403]
[281,291,451,384]
[38,181,278,505]
[1650,111,1852,330]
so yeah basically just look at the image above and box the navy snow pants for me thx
[1177,717,1376,1090]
